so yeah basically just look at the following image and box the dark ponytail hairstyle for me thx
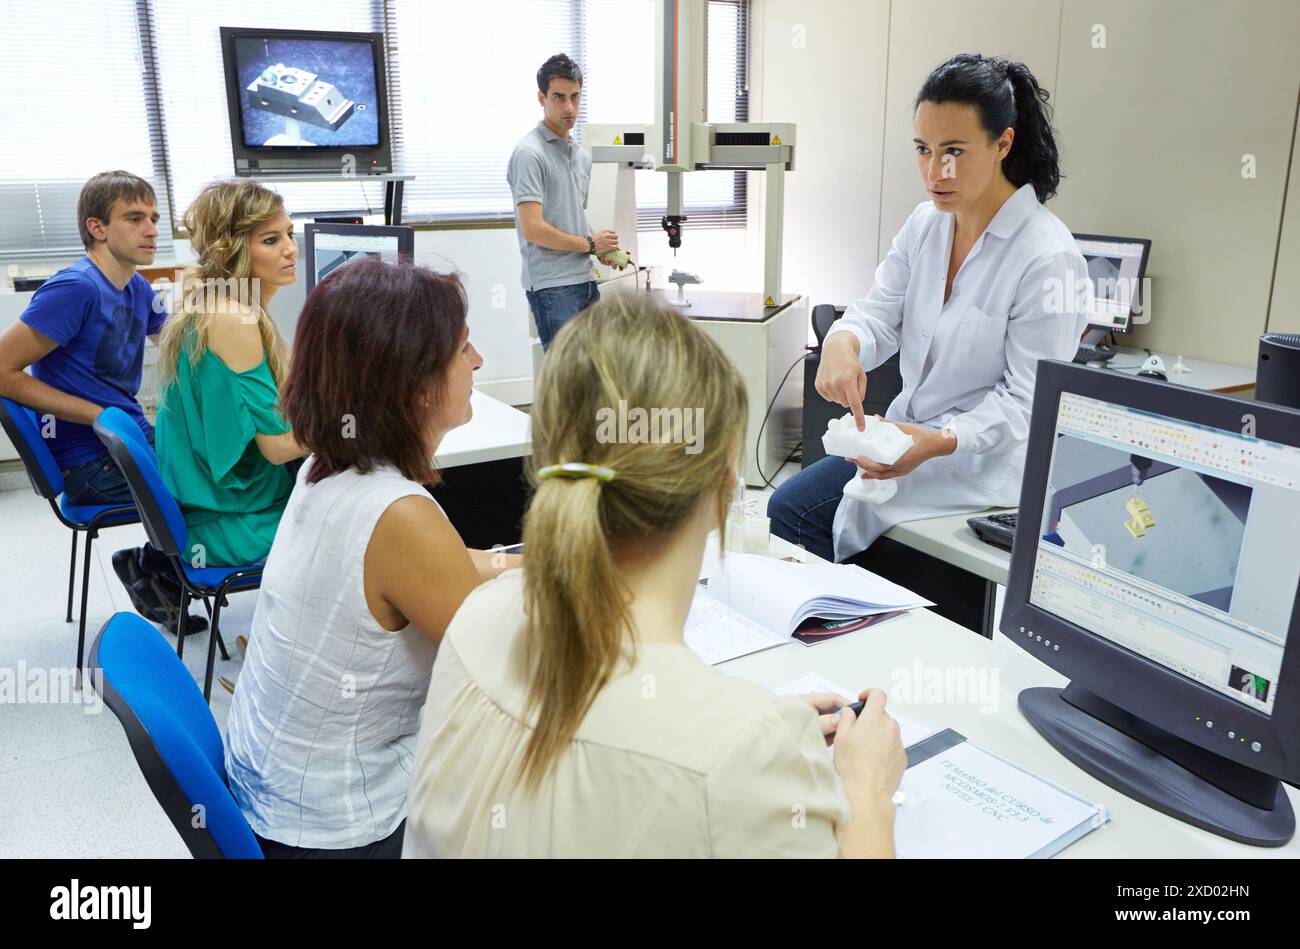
[915,53,1061,203]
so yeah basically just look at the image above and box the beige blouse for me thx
[403,570,850,858]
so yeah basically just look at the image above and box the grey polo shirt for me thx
[507,121,595,292]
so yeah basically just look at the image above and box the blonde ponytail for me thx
[518,295,748,787]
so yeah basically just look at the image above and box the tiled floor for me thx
[0,483,252,859]
[0,458,1011,858]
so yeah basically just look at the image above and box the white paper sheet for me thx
[773,672,935,748]
[683,586,788,665]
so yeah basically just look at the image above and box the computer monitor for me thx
[303,223,414,290]
[1003,360,1300,845]
[220,27,392,176]
[1072,233,1151,334]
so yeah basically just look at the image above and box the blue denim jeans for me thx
[62,439,151,507]
[61,437,171,578]
[766,455,860,563]
[526,280,600,350]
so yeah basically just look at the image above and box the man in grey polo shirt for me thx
[509,53,622,350]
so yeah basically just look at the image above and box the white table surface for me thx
[433,390,532,469]
[719,534,1300,858]
[1106,347,1256,393]
[884,507,1014,586]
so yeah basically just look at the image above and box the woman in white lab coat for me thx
[769,53,1090,563]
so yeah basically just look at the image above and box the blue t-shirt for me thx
[20,257,165,469]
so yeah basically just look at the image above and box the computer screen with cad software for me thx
[1029,392,1300,716]
[232,34,381,148]
[1074,235,1148,332]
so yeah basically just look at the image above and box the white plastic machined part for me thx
[842,475,898,504]
[823,414,912,504]
[822,413,913,465]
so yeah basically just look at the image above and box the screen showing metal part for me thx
[234,37,380,148]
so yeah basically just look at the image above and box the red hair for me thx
[281,257,467,485]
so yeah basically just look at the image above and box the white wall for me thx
[1049,0,1300,367]
[877,0,1063,246]
[754,0,1300,370]
[752,0,891,312]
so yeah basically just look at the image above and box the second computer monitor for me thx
[303,223,414,290]
[1073,233,1151,333]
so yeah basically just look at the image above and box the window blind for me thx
[0,0,175,262]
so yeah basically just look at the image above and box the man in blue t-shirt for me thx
[0,170,204,634]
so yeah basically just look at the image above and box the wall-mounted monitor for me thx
[220,27,392,177]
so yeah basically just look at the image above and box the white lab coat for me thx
[826,183,1090,561]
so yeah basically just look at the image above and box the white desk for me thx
[430,390,532,550]
[722,534,1300,858]
[865,506,1016,637]
[1105,347,1256,394]
[885,507,1013,587]
[433,390,531,469]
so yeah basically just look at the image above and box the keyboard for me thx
[1073,344,1116,364]
[967,510,1018,551]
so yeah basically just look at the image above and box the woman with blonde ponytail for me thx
[154,179,307,570]
[404,296,906,858]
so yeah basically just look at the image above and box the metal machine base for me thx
[1019,685,1294,847]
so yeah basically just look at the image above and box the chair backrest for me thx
[0,397,63,498]
[89,612,263,858]
[93,407,187,558]
[811,304,842,347]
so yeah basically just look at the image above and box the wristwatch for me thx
[585,235,596,255]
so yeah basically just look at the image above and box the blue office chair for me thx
[94,407,262,701]
[0,397,139,675]
[89,611,263,858]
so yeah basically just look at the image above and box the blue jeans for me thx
[767,455,860,563]
[61,438,172,578]
[62,440,150,507]
[526,280,600,350]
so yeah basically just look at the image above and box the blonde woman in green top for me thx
[156,180,308,570]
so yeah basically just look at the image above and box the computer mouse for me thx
[1137,353,1168,381]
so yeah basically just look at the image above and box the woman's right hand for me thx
[815,332,869,430]
[832,688,906,808]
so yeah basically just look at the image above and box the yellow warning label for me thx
[764,296,775,306]
[613,136,622,145]
[771,135,782,145]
